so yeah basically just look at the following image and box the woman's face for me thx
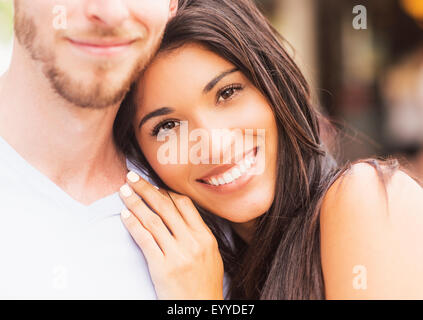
[133,44,278,223]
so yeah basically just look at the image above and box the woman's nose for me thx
[210,128,240,164]
[189,122,244,165]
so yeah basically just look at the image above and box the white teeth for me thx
[232,168,242,179]
[239,164,247,173]
[211,177,219,186]
[203,149,258,186]
[223,172,234,183]
[244,159,252,169]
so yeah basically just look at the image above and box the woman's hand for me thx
[119,171,224,300]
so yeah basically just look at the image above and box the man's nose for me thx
[85,0,130,28]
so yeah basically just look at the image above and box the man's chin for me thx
[43,65,137,109]
[58,85,128,109]
[51,81,129,110]
[37,37,158,109]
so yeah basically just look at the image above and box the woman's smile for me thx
[196,146,259,192]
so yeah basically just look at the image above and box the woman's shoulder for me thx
[320,161,423,299]
[321,161,423,221]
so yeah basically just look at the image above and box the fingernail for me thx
[120,184,132,197]
[121,208,132,219]
[127,171,140,183]
[153,185,159,190]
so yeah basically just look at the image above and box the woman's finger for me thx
[167,191,212,233]
[120,208,164,263]
[120,184,177,254]
[125,171,190,239]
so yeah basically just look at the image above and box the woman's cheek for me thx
[145,147,186,191]
[155,164,189,192]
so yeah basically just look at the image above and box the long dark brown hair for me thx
[113,0,397,299]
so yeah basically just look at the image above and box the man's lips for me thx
[66,37,138,55]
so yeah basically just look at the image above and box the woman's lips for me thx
[197,147,258,187]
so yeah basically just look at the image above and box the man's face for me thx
[14,0,177,109]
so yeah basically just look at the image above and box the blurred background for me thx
[0,1,12,76]
[256,0,423,179]
[1,0,422,178]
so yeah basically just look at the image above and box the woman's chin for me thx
[201,196,273,223]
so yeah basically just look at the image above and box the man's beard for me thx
[14,6,159,109]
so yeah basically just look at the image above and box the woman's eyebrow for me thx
[138,107,174,129]
[203,67,239,94]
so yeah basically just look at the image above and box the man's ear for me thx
[169,0,178,19]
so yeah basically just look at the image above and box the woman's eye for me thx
[151,120,180,137]
[217,84,243,104]
[162,121,177,130]
[221,88,236,100]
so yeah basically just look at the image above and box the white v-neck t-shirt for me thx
[0,135,156,299]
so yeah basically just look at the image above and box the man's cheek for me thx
[129,2,170,30]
